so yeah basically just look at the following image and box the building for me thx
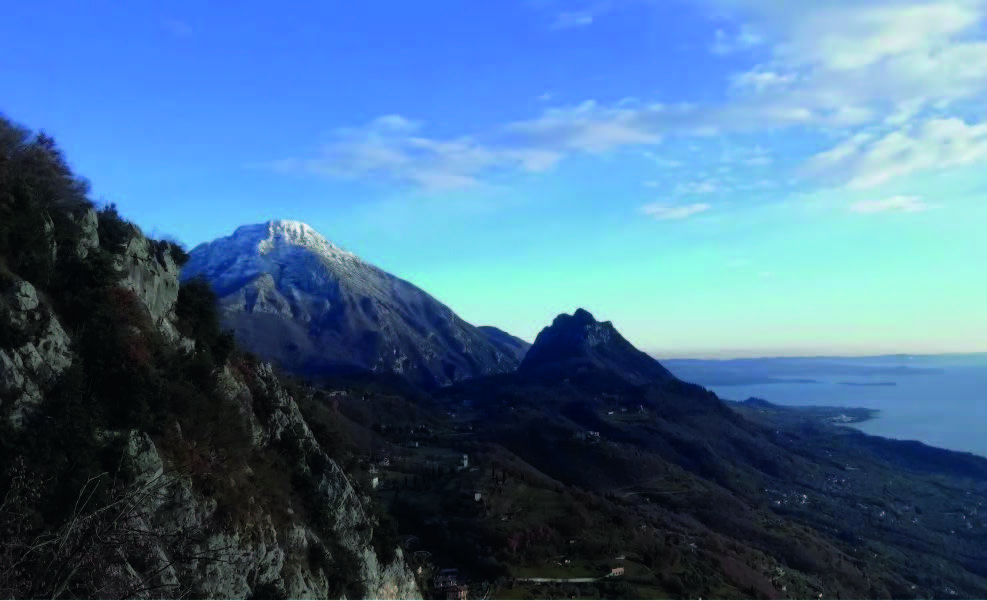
[434,569,459,590]
[610,566,625,577]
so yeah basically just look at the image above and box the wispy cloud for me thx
[269,115,561,191]
[643,151,683,168]
[551,11,595,29]
[711,25,764,55]
[849,195,939,213]
[640,202,712,220]
[806,117,987,188]
[673,180,720,196]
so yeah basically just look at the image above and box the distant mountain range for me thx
[182,220,530,388]
[662,356,947,386]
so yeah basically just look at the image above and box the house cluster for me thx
[576,431,601,443]
[434,568,469,600]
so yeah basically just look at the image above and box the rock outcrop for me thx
[99,359,421,599]
[0,278,73,427]
[71,207,100,260]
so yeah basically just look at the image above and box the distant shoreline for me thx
[838,381,896,387]
[710,377,821,386]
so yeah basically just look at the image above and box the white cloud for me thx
[640,202,712,220]
[674,180,720,195]
[705,0,987,185]
[731,69,796,93]
[712,0,987,118]
[272,115,561,191]
[806,117,987,188]
[711,25,764,54]
[773,2,981,71]
[505,100,667,153]
[643,151,684,168]
[849,195,939,213]
[552,11,595,29]
[719,144,773,166]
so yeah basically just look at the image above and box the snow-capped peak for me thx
[218,220,358,263]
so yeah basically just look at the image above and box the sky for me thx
[2,0,987,357]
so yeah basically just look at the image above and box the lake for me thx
[662,355,987,459]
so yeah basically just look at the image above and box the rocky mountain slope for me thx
[0,115,419,599]
[182,221,526,388]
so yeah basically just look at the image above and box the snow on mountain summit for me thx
[231,219,359,261]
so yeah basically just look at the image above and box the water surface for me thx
[664,355,987,459]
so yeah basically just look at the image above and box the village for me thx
[327,390,640,599]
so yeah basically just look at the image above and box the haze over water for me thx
[665,355,987,459]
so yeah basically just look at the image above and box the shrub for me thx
[96,203,133,250]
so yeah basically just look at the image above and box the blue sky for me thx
[3,0,987,356]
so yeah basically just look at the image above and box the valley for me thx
[283,313,987,599]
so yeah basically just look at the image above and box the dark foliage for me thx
[176,275,235,365]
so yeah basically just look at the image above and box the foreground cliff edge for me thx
[0,115,420,599]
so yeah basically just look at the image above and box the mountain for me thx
[182,220,525,388]
[519,308,675,385]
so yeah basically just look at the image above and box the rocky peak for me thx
[244,220,359,262]
[520,308,675,385]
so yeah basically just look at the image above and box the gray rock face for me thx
[116,229,181,327]
[110,362,421,599]
[71,207,99,259]
[183,220,525,388]
[0,278,73,427]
